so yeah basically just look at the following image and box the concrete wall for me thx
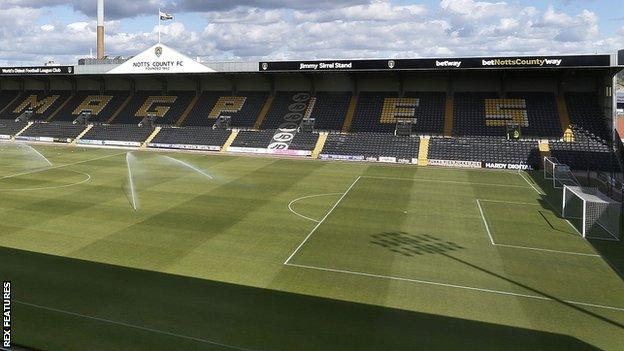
[104,77,132,91]
[313,73,353,92]
[403,73,447,92]
[235,75,270,91]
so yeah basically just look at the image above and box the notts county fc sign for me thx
[108,43,215,74]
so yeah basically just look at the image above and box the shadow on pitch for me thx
[0,246,600,351]
[370,231,464,257]
[440,250,624,332]
[527,171,624,281]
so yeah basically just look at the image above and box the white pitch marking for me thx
[515,171,588,237]
[494,243,600,257]
[476,199,495,245]
[284,177,361,264]
[287,193,343,223]
[476,199,600,257]
[477,199,542,206]
[285,263,624,312]
[0,152,125,180]
[517,170,545,195]
[14,300,255,351]
[360,175,531,189]
[0,170,91,192]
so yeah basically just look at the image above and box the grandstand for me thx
[1,46,623,351]
[0,52,618,173]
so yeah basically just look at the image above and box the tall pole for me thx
[97,0,105,59]
[158,8,161,43]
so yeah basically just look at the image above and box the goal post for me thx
[562,185,622,241]
[552,164,580,189]
[543,156,559,180]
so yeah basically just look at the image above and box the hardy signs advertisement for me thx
[107,43,214,74]
[426,159,533,170]
[260,55,610,72]
[482,162,533,171]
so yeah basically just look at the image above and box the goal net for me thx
[553,164,581,189]
[543,156,559,180]
[562,185,622,241]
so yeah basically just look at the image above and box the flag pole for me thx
[158,8,161,43]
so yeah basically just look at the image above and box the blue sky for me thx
[1,0,623,65]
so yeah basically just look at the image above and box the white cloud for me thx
[0,0,622,65]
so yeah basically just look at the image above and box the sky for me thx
[0,0,623,66]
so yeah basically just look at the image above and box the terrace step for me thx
[341,94,358,133]
[556,94,572,138]
[12,122,33,140]
[141,126,162,149]
[73,124,94,144]
[175,94,200,126]
[538,139,551,160]
[47,93,74,122]
[418,136,430,166]
[311,132,328,159]
[107,94,133,124]
[221,130,239,152]
[253,94,275,129]
[443,95,454,136]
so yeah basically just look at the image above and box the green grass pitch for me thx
[0,144,623,350]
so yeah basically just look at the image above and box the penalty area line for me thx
[476,199,599,257]
[284,176,361,264]
[14,300,255,351]
[284,263,624,312]
[360,175,532,190]
[516,171,545,195]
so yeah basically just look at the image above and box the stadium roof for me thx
[0,44,622,77]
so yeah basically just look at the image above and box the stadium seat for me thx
[150,126,232,149]
[0,91,19,114]
[260,92,352,132]
[184,91,269,128]
[113,91,194,125]
[452,92,561,138]
[308,92,351,131]
[0,120,29,137]
[17,121,87,141]
[428,136,540,167]
[0,91,72,121]
[53,91,129,122]
[81,124,154,143]
[549,92,616,171]
[321,132,420,160]
[230,130,278,148]
[350,92,445,135]
[228,129,318,151]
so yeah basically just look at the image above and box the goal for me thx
[562,185,622,241]
[543,156,558,180]
[543,157,579,188]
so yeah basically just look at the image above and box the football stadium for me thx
[1,1,624,350]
